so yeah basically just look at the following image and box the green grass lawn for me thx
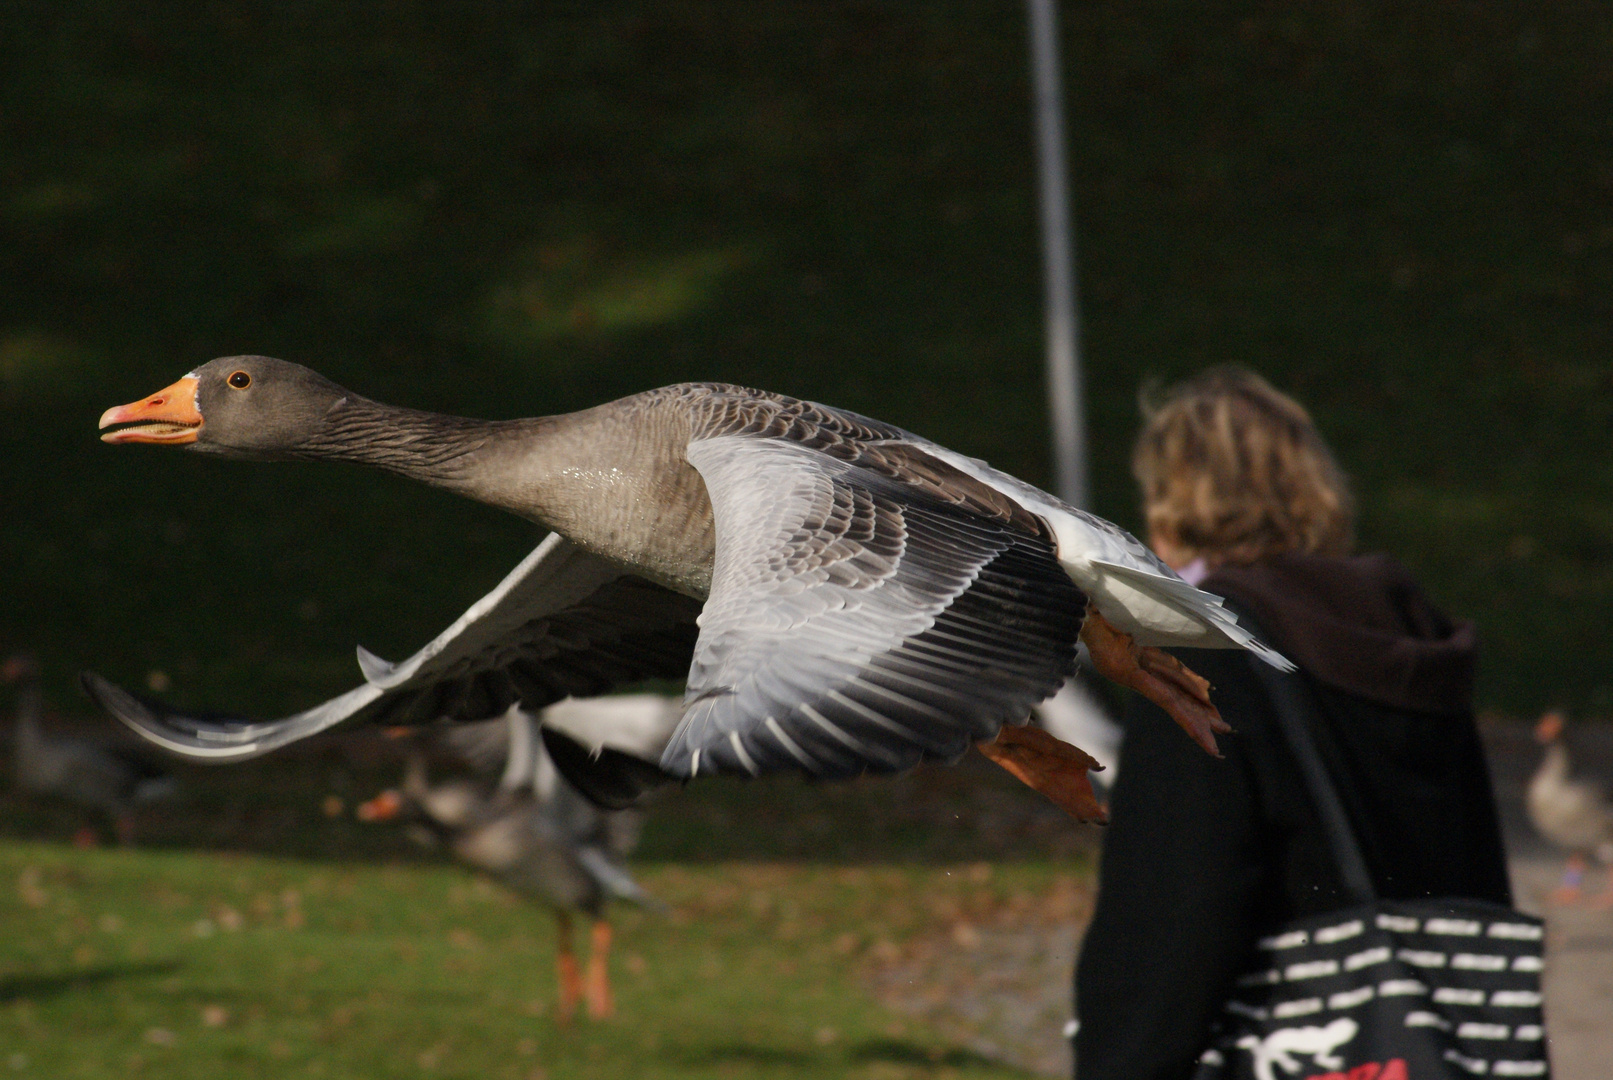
[0,841,1084,1079]
[0,718,1098,1078]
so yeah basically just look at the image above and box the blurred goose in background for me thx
[359,700,670,1020]
[3,654,174,846]
[1528,711,1613,905]
[1032,676,1122,791]
[86,356,1294,823]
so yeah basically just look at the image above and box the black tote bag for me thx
[1191,659,1549,1080]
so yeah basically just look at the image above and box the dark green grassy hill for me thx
[4,3,1610,716]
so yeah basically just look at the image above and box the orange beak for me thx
[356,790,404,823]
[99,376,202,444]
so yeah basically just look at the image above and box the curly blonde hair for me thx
[1132,367,1354,566]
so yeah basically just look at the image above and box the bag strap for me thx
[1239,616,1379,906]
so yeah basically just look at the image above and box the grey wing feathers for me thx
[87,537,702,762]
[352,533,618,689]
[573,845,661,909]
[82,673,385,761]
[350,534,700,719]
[662,436,1085,780]
[691,385,1048,536]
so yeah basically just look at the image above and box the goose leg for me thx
[1080,610,1230,756]
[555,910,583,1023]
[585,919,614,1020]
[976,724,1107,823]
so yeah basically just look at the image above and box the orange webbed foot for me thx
[555,911,582,1025]
[1081,610,1228,756]
[977,723,1107,823]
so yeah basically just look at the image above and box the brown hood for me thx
[1203,552,1476,715]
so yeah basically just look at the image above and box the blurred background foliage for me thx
[3,1,1612,718]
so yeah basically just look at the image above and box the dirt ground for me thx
[868,872,1090,1076]
[874,717,1613,1078]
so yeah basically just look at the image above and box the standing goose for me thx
[84,356,1292,821]
[358,705,664,1020]
[1527,711,1613,905]
[4,653,175,846]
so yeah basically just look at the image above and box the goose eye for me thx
[227,371,251,389]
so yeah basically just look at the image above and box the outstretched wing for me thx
[85,534,702,762]
[660,435,1085,781]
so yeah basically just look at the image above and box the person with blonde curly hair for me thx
[1072,368,1510,1080]
[1132,366,1354,574]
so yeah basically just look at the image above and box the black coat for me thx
[1073,554,1511,1080]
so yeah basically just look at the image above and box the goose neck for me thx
[1538,742,1569,782]
[289,392,714,590]
[290,394,624,538]
[294,396,515,486]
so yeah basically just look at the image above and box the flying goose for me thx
[84,355,1292,821]
[359,704,663,1020]
[1527,711,1613,905]
[4,653,175,846]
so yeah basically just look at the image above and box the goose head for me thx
[1535,711,1565,745]
[355,749,484,831]
[99,356,349,459]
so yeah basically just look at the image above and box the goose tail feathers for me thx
[1087,560,1296,672]
[574,847,667,912]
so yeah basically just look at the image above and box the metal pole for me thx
[1027,0,1088,508]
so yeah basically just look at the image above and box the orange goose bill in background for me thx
[86,356,1294,823]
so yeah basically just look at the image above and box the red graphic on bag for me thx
[1306,1059,1408,1080]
